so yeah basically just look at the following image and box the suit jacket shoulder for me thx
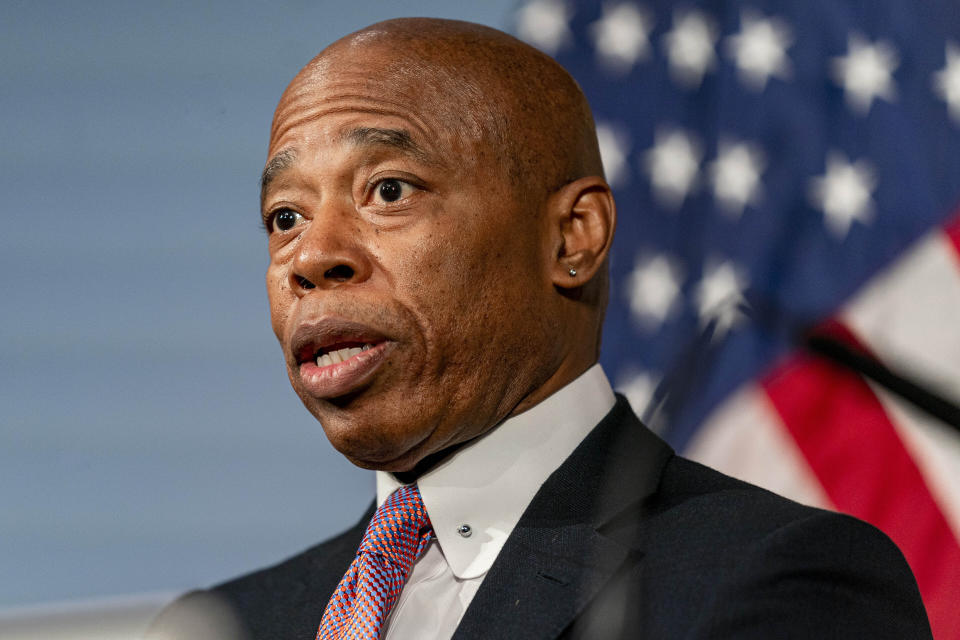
[632,457,931,639]
[147,396,931,639]
[453,397,931,639]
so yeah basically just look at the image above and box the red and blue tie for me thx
[316,484,434,640]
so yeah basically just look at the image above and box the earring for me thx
[568,267,577,277]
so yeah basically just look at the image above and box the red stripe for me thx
[945,209,960,262]
[762,324,960,639]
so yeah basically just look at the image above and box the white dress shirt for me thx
[376,364,616,640]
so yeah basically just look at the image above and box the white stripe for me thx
[842,232,960,402]
[841,229,960,543]
[684,385,832,509]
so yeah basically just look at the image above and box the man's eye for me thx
[271,209,304,233]
[373,179,416,204]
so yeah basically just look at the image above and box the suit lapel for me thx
[452,522,630,640]
[453,397,673,640]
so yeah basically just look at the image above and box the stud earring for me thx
[568,267,577,277]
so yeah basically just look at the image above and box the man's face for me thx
[262,48,562,471]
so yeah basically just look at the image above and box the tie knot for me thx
[360,484,432,567]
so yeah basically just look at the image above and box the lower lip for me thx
[297,341,392,398]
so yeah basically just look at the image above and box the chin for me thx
[341,450,421,473]
[314,407,438,472]
[334,436,431,473]
[291,373,465,472]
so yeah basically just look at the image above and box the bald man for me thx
[147,18,931,640]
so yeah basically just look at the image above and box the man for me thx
[148,18,932,639]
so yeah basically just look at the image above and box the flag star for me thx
[515,0,572,55]
[693,259,750,338]
[808,151,877,239]
[724,10,793,91]
[662,10,719,89]
[831,33,899,115]
[596,122,630,187]
[934,41,960,123]
[643,128,702,208]
[709,140,766,218]
[589,2,654,72]
[626,254,684,331]
[617,369,660,416]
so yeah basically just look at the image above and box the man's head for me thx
[261,18,616,472]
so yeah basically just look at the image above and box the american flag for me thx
[513,0,960,636]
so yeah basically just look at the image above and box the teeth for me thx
[316,344,373,367]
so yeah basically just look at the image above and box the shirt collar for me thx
[376,364,615,579]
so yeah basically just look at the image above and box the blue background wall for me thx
[0,0,516,606]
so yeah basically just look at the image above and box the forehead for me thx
[268,48,496,162]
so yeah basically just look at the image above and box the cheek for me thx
[265,264,291,341]
[412,228,546,354]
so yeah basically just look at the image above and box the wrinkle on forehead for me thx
[270,90,443,154]
[274,55,491,154]
[271,18,604,195]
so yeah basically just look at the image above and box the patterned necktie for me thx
[316,484,434,640]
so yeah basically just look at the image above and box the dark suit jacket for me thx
[147,396,932,639]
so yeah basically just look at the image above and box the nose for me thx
[289,212,372,294]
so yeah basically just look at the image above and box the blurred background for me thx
[0,0,517,631]
[3,0,960,637]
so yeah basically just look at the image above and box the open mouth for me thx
[294,338,391,399]
[307,341,378,368]
[289,319,394,398]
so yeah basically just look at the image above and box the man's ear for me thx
[547,176,616,288]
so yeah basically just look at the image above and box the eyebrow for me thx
[339,127,432,164]
[259,127,435,204]
[260,148,297,205]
